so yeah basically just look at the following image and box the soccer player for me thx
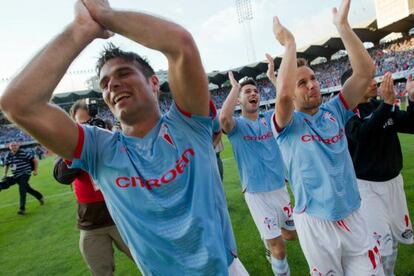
[3,141,44,215]
[220,66,296,274]
[343,70,414,275]
[270,0,384,274]
[0,1,246,274]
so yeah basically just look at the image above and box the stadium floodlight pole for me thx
[235,0,256,63]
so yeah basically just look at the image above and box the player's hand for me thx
[333,0,351,27]
[82,0,111,23]
[74,0,113,39]
[273,17,295,47]
[265,53,277,85]
[405,74,414,101]
[228,71,240,89]
[33,171,38,176]
[379,72,396,105]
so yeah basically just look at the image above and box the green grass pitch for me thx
[0,134,413,275]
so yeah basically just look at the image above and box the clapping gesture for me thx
[265,53,277,87]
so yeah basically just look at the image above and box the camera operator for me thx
[81,98,106,128]
[54,99,133,275]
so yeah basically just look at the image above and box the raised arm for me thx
[219,72,240,133]
[273,17,296,130]
[394,74,414,133]
[265,53,277,88]
[82,0,209,116]
[0,1,111,159]
[334,0,375,109]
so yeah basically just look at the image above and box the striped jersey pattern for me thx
[5,150,33,177]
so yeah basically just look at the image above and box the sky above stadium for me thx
[0,0,375,93]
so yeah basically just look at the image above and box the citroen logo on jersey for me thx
[159,124,175,148]
[114,148,195,190]
[323,112,336,123]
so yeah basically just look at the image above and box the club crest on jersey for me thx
[323,112,336,123]
[260,117,268,128]
[159,123,175,148]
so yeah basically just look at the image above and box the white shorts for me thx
[358,174,413,256]
[244,187,295,240]
[228,257,249,276]
[293,210,384,275]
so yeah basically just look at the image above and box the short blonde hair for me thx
[297,58,308,68]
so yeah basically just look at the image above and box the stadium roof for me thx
[205,16,414,87]
[52,90,102,105]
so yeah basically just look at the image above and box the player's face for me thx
[239,84,260,114]
[74,108,90,124]
[294,66,321,112]
[99,58,158,125]
[9,142,19,154]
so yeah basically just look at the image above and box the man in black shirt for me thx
[3,141,44,215]
[344,70,414,276]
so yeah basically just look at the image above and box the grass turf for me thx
[0,134,413,275]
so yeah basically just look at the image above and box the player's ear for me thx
[149,75,160,94]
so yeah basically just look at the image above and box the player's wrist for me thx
[69,21,101,43]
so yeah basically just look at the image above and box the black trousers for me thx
[15,174,43,211]
[0,176,16,190]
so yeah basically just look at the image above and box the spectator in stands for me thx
[344,70,414,276]
[2,141,44,215]
[53,100,133,276]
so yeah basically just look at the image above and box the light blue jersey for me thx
[71,103,237,275]
[227,110,285,193]
[272,95,360,221]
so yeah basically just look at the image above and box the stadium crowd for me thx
[1,35,414,145]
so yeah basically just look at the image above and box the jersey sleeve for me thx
[166,101,215,141]
[26,151,34,160]
[271,111,296,140]
[69,124,112,181]
[212,113,221,135]
[226,115,241,137]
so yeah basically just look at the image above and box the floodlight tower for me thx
[235,0,256,63]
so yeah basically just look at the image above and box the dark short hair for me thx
[96,43,155,79]
[340,68,353,86]
[69,99,87,119]
[239,78,257,89]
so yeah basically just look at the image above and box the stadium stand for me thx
[1,16,414,150]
